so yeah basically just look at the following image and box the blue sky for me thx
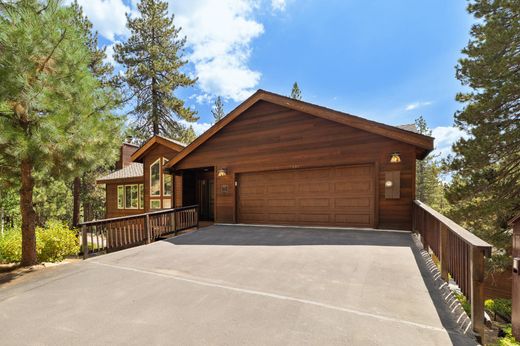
[76,0,474,157]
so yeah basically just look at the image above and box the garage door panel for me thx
[238,165,375,228]
[299,198,330,207]
[334,198,371,208]
[297,183,331,193]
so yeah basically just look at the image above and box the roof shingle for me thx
[97,163,143,182]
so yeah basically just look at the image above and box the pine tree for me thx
[291,82,302,100]
[115,0,198,138]
[446,0,519,258]
[414,117,448,211]
[212,96,225,123]
[0,0,123,265]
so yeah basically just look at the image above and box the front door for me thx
[197,175,214,221]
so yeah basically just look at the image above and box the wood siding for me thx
[104,178,144,218]
[174,101,418,230]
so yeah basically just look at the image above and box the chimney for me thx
[116,143,139,169]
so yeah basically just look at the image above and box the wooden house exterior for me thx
[163,90,434,230]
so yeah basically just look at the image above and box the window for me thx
[139,184,144,209]
[150,159,161,196]
[150,200,161,209]
[163,198,172,209]
[125,185,138,209]
[163,174,172,196]
[117,186,124,209]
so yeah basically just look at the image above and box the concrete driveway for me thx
[0,225,475,345]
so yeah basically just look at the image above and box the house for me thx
[98,89,434,230]
[97,136,185,218]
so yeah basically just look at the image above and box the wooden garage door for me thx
[237,165,375,228]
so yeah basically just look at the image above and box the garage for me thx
[237,164,375,228]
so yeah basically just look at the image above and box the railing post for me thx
[82,225,89,259]
[440,224,449,281]
[170,210,175,234]
[144,214,151,244]
[470,246,485,342]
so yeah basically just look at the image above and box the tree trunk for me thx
[72,176,81,227]
[20,159,38,266]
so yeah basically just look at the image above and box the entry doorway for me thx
[182,167,215,221]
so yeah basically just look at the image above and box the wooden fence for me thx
[79,205,198,259]
[413,200,492,339]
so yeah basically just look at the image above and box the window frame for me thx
[150,158,161,196]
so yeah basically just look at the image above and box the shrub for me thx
[486,298,513,320]
[455,292,471,316]
[0,229,23,263]
[36,220,79,262]
[0,220,79,264]
[493,325,520,346]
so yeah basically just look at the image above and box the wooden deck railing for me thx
[413,200,492,338]
[79,205,199,259]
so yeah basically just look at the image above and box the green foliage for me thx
[0,221,79,263]
[0,0,123,264]
[291,82,302,100]
[115,0,198,137]
[415,116,449,212]
[455,292,471,316]
[0,229,23,263]
[485,298,512,319]
[445,0,520,262]
[212,96,225,123]
[35,220,79,262]
[493,325,520,346]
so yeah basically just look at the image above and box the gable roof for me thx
[131,135,186,163]
[97,163,143,183]
[164,90,434,169]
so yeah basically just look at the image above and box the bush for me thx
[0,220,79,264]
[455,292,471,316]
[493,325,520,346]
[486,298,513,320]
[0,229,23,263]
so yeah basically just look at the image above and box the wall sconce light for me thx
[217,168,227,177]
[390,152,401,163]
[385,180,393,188]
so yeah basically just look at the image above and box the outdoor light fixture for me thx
[390,152,401,163]
[217,168,227,177]
[385,180,393,188]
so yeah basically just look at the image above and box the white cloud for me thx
[431,126,469,159]
[180,119,213,136]
[271,0,286,11]
[170,0,264,102]
[405,101,432,111]
[103,42,118,66]
[72,0,131,41]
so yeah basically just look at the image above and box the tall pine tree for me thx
[446,0,519,258]
[212,96,225,123]
[0,0,123,265]
[414,117,447,212]
[291,82,302,100]
[115,0,197,138]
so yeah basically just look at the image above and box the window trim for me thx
[150,158,161,196]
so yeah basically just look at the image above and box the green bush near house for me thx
[455,292,471,316]
[493,325,520,346]
[486,298,513,321]
[0,220,79,263]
